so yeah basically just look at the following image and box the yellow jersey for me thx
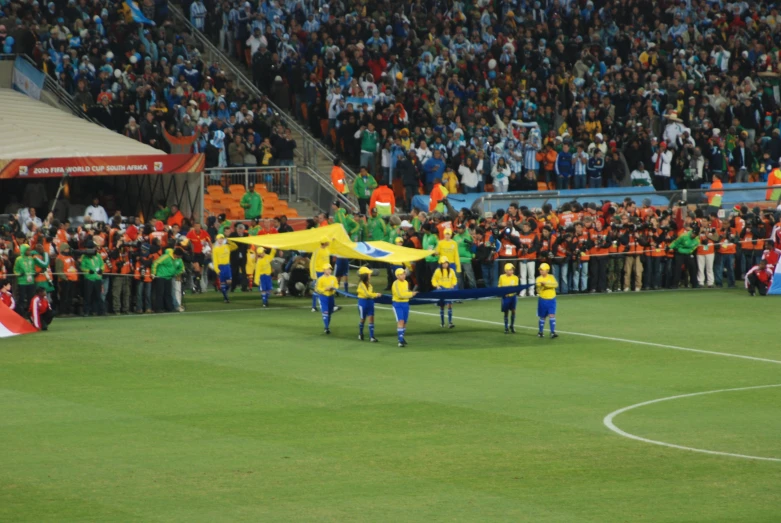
[392,280,415,302]
[246,249,256,274]
[434,239,461,272]
[431,268,457,289]
[253,248,277,284]
[310,247,331,279]
[498,274,520,297]
[316,274,339,296]
[536,274,558,300]
[357,281,381,299]
[212,242,236,267]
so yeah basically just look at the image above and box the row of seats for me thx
[204,184,298,221]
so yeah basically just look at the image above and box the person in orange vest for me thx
[623,225,643,292]
[706,173,724,210]
[54,243,78,316]
[517,220,540,296]
[715,220,738,288]
[109,241,134,314]
[369,179,396,216]
[166,204,185,228]
[330,157,350,203]
[767,161,781,201]
[428,178,448,213]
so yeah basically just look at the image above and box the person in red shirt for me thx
[29,287,53,331]
[745,259,773,296]
[0,281,14,310]
[186,222,211,293]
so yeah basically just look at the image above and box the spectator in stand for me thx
[84,197,108,225]
[630,162,653,187]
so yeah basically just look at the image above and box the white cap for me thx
[596,133,603,140]
[400,220,412,228]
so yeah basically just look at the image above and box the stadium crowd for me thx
[5,0,781,199]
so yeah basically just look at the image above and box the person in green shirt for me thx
[421,222,440,292]
[669,225,701,289]
[240,184,263,220]
[13,244,48,314]
[356,122,379,173]
[353,167,378,214]
[332,202,362,241]
[248,217,262,236]
[153,201,170,222]
[79,241,105,316]
[152,247,184,312]
[365,207,388,241]
[454,223,475,288]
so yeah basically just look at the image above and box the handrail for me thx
[0,54,103,126]
[298,165,360,213]
[168,7,357,185]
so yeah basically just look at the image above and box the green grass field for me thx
[2,287,780,522]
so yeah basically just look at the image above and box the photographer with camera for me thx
[605,220,629,292]
[739,214,764,278]
[552,227,573,295]
[622,223,643,292]
[517,220,540,296]
[109,240,134,314]
[669,224,701,288]
[695,216,721,288]
[54,243,78,316]
[715,219,739,288]
[588,220,609,293]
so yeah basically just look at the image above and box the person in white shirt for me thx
[21,207,43,235]
[84,197,109,224]
[246,28,267,57]
[630,161,653,187]
[651,143,673,190]
[415,141,433,163]
[458,157,480,193]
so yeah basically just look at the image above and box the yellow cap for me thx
[395,268,406,277]
[323,263,332,270]
[504,263,514,272]
[395,72,403,80]
[257,247,265,254]
[358,266,372,275]
[216,234,225,240]
[444,228,453,236]
[439,256,449,264]
[395,237,404,245]
[539,263,550,271]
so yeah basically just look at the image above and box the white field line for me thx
[603,384,781,463]
[374,305,781,463]
[374,307,781,366]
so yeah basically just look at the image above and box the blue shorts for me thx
[259,274,272,292]
[335,258,349,277]
[392,302,410,323]
[218,264,232,282]
[319,295,334,314]
[358,298,374,320]
[501,296,517,312]
[537,297,557,318]
[437,299,451,307]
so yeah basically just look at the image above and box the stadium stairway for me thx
[170,7,358,215]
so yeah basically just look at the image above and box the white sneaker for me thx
[634,289,641,292]
[623,288,630,292]
[606,289,612,293]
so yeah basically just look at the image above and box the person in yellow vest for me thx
[434,228,461,278]
[356,266,382,342]
[315,263,339,334]
[535,262,559,338]
[498,262,519,334]
[392,267,417,347]
[254,247,276,307]
[310,238,332,312]
[431,256,458,328]
[212,234,237,303]
[245,246,257,291]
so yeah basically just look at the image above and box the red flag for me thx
[0,301,38,338]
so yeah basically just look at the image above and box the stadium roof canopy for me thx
[0,88,158,159]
